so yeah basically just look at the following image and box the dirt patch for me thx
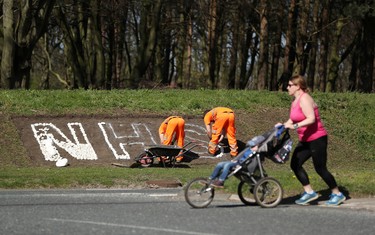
[146,179,183,188]
[10,108,290,168]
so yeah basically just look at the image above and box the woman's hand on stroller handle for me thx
[275,123,288,131]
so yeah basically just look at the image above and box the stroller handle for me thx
[276,125,288,138]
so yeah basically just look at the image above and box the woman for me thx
[278,75,345,206]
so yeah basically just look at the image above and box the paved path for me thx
[224,193,375,212]
[0,189,374,235]
[155,180,375,211]
[337,197,375,211]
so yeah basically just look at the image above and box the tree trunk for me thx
[129,0,162,88]
[279,0,297,90]
[307,0,320,91]
[228,6,239,89]
[56,2,87,89]
[269,1,284,91]
[207,0,217,89]
[245,36,258,90]
[106,14,114,89]
[326,17,344,92]
[1,0,15,88]
[184,8,193,88]
[240,24,254,89]
[348,36,359,92]
[358,16,375,92]
[39,34,69,88]
[257,0,268,90]
[174,2,187,88]
[92,0,105,89]
[1,0,55,89]
[317,0,329,92]
[295,0,310,76]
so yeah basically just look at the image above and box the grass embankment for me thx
[0,90,374,198]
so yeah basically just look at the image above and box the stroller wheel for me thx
[184,178,215,208]
[237,181,257,205]
[253,177,283,208]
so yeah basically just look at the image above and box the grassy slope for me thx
[0,90,374,197]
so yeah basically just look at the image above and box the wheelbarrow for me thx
[134,142,202,167]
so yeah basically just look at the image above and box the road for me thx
[0,188,374,235]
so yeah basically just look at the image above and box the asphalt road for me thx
[0,188,374,235]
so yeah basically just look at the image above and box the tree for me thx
[357,11,374,92]
[269,1,285,91]
[307,0,320,90]
[326,17,344,92]
[206,0,218,88]
[279,0,297,91]
[317,0,330,91]
[295,0,311,77]
[54,0,108,89]
[1,0,56,89]
[256,0,269,90]
[129,0,162,88]
[1,0,373,92]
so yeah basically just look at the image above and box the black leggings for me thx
[290,135,338,189]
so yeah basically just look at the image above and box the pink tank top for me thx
[290,93,327,142]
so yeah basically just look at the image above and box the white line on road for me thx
[149,193,178,197]
[0,192,176,198]
[46,218,218,235]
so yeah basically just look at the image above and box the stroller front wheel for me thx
[184,178,215,208]
[253,177,283,208]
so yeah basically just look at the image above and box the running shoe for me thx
[325,193,346,206]
[295,191,318,205]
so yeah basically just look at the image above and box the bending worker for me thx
[203,107,238,158]
[159,116,185,162]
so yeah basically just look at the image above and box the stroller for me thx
[184,125,292,208]
[134,141,202,167]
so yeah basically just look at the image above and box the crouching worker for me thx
[159,116,185,162]
[203,107,238,158]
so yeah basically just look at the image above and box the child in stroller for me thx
[208,125,292,188]
[184,125,292,208]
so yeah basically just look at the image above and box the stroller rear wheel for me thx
[253,177,283,208]
[184,178,215,208]
[237,181,257,205]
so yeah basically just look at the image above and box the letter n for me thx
[31,122,97,161]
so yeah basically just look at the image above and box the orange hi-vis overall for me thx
[204,107,238,157]
[159,116,185,147]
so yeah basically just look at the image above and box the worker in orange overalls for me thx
[159,116,185,162]
[204,107,238,158]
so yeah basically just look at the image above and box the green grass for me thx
[0,89,374,197]
[0,89,290,115]
[0,164,373,198]
[0,166,212,189]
